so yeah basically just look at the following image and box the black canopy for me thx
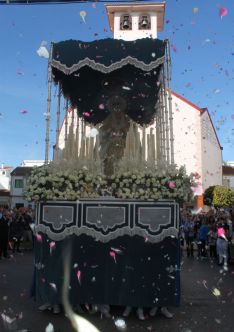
[52,38,166,125]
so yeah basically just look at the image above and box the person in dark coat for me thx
[0,211,11,259]
[22,210,33,250]
[9,214,25,253]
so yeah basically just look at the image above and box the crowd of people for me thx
[0,206,35,259]
[180,206,234,270]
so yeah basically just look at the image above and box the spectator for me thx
[208,225,217,259]
[9,213,25,253]
[183,214,195,257]
[197,218,210,258]
[0,211,11,259]
[216,224,228,271]
[21,209,33,250]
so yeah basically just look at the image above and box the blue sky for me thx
[0,0,233,167]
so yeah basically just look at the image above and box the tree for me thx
[212,186,234,207]
[203,186,215,206]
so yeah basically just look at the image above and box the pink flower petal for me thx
[98,103,105,110]
[171,44,177,53]
[77,270,81,284]
[20,109,28,114]
[109,251,117,263]
[219,7,228,19]
[49,241,56,249]
[35,233,42,242]
[168,181,176,189]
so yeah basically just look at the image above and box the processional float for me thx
[34,2,181,309]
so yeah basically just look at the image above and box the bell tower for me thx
[106,2,165,41]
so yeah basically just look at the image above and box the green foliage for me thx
[203,186,216,206]
[212,186,234,207]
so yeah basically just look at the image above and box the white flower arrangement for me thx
[25,162,196,204]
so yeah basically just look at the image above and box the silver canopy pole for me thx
[165,39,175,164]
[44,42,54,165]
[55,81,61,161]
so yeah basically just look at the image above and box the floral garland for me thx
[25,163,196,204]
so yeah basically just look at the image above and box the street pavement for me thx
[0,251,234,332]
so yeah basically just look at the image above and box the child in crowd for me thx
[216,225,228,271]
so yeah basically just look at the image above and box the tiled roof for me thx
[1,165,13,169]
[0,190,10,197]
[171,91,203,112]
[223,166,234,176]
[171,91,221,149]
[11,167,33,177]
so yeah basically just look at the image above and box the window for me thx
[120,15,132,30]
[15,179,24,188]
[15,203,24,209]
[139,14,151,30]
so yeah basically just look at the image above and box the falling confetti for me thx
[212,287,221,297]
[77,270,81,284]
[80,10,87,23]
[219,7,228,19]
[37,42,49,59]
[45,323,55,332]
[35,233,42,242]
[98,103,105,110]
[49,241,56,254]
[202,38,211,45]
[171,44,177,53]
[202,280,208,289]
[17,69,24,76]
[49,283,57,291]
[1,313,17,329]
[110,247,123,254]
[114,318,126,330]
[109,251,117,263]
[20,109,28,114]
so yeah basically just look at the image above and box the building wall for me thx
[11,196,27,208]
[0,196,10,207]
[21,160,44,167]
[0,167,13,190]
[223,175,234,190]
[114,12,157,40]
[200,111,223,191]
[171,94,203,178]
[10,176,28,208]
